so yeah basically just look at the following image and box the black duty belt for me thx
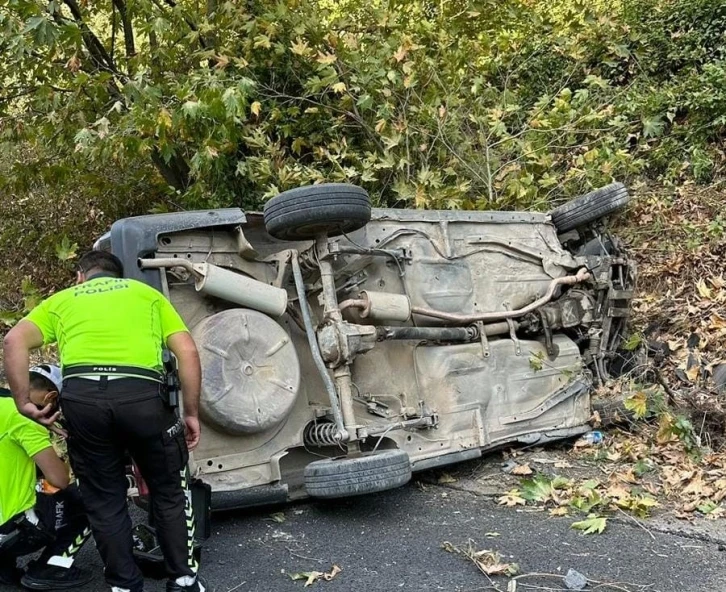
[62,365,163,383]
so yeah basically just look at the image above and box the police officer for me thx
[1,365,92,589]
[3,251,204,592]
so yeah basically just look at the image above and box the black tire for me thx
[549,182,630,233]
[304,449,411,499]
[263,183,371,241]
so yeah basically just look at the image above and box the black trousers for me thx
[0,485,91,566]
[62,377,197,591]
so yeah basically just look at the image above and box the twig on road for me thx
[285,545,325,564]
[617,508,656,541]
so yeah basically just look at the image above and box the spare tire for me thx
[549,182,630,234]
[263,183,371,241]
[304,449,411,499]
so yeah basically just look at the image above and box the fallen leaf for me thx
[438,473,457,484]
[290,571,323,586]
[323,565,342,582]
[472,549,519,576]
[511,463,533,476]
[697,278,713,300]
[498,489,526,507]
[624,391,648,419]
[589,410,602,428]
[290,565,341,586]
[269,512,286,523]
[685,364,700,382]
[571,515,607,535]
[549,507,569,517]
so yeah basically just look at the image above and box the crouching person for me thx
[0,365,92,589]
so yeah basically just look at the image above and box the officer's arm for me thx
[3,321,58,425]
[166,331,201,417]
[32,447,71,490]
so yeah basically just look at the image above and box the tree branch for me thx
[62,0,120,76]
[112,0,136,63]
[151,149,191,191]
[150,0,208,49]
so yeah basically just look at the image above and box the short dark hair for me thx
[29,368,57,393]
[77,251,124,278]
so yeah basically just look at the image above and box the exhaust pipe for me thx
[139,258,288,317]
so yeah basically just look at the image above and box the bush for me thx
[1,0,726,299]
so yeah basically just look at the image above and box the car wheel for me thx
[263,183,371,241]
[304,449,412,499]
[549,182,630,234]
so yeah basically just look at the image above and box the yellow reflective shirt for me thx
[24,276,188,372]
[0,397,51,525]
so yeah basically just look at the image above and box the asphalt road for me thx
[3,482,725,592]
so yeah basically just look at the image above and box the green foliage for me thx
[0,278,42,327]
[2,0,726,297]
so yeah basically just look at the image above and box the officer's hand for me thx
[184,416,201,451]
[19,402,61,427]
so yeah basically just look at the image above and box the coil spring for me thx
[304,422,341,446]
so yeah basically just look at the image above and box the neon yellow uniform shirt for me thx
[23,276,188,372]
[0,397,52,525]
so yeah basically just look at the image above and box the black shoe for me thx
[166,576,206,592]
[0,559,21,586]
[20,563,93,590]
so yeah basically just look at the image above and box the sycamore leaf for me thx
[571,515,607,535]
[251,101,262,116]
[291,37,311,56]
[316,51,337,65]
[624,391,648,419]
[55,235,78,261]
[550,507,569,517]
[498,489,526,507]
[331,82,347,94]
[642,116,665,138]
[521,475,554,503]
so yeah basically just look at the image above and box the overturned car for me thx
[97,182,635,508]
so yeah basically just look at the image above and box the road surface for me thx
[3,480,725,592]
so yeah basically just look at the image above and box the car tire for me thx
[549,182,630,234]
[263,183,371,241]
[304,449,412,499]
